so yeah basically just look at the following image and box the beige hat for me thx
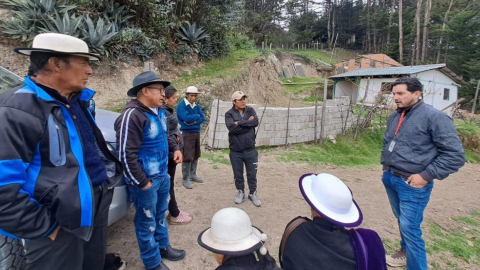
[185,86,203,94]
[232,91,247,101]
[198,208,268,256]
[14,33,101,61]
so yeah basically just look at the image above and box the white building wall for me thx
[415,70,459,111]
[357,78,398,105]
[335,80,357,103]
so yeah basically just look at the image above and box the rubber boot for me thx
[190,160,204,183]
[182,163,192,189]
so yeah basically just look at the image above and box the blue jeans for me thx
[382,171,433,270]
[128,175,171,269]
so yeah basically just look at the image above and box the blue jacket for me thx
[0,77,123,241]
[381,100,465,182]
[115,100,178,188]
[176,99,205,133]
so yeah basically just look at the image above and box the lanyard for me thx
[394,110,406,137]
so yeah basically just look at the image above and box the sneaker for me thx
[248,191,261,207]
[234,190,244,204]
[386,249,406,267]
[167,211,192,225]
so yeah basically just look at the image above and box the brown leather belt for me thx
[392,171,410,180]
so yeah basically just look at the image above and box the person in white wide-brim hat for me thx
[279,173,387,270]
[0,33,124,270]
[198,208,280,270]
[176,85,206,189]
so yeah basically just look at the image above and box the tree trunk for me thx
[436,0,454,63]
[330,0,337,48]
[366,0,371,52]
[399,0,403,63]
[386,0,395,46]
[414,0,423,64]
[421,0,432,62]
[327,1,332,48]
[373,0,377,52]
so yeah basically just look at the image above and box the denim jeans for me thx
[128,174,171,269]
[382,171,433,270]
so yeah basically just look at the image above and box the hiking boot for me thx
[386,249,406,267]
[182,163,192,189]
[234,190,244,204]
[160,245,186,261]
[167,211,192,225]
[189,161,203,183]
[248,191,261,207]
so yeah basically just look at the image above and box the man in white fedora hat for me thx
[198,207,280,270]
[279,173,387,270]
[0,33,124,270]
[176,85,206,189]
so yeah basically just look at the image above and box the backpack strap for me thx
[279,217,309,267]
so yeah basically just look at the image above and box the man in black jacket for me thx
[225,91,261,207]
[0,33,123,270]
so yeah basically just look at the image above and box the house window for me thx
[381,82,391,94]
[370,60,376,68]
[443,88,450,100]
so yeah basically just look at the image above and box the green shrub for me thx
[199,34,230,61]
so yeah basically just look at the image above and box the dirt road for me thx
[107,150,480,270]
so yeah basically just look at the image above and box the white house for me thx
[330,64,464,112]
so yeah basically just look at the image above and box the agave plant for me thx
[41,11,83,37]
[175,22,210,53]
[101,0,133,32]
[0,0,76,14]
[81,16,118,53]
[0,16,38,42]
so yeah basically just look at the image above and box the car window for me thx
[0,66,23,94]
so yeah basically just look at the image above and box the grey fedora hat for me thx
[127,71,171,97]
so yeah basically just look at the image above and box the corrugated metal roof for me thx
[329,64,446,78]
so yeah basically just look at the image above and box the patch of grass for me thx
[280,77,322,96]
[455,120,480,137]
[381,238,400,255]
[287,49,335,64]
[202,150,231,168]
[302,96,323,103]
[426,210,480,267]
[277,130,383,167]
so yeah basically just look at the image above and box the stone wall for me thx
[207,96,354,149]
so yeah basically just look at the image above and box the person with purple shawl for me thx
[279,173,387,270]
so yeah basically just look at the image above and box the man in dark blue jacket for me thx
[381,77,465,269]
[176,86,206,189]
[0,33,123,270]
[225,91,261,207]
[115,71,185,270]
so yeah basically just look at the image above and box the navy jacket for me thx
[0,77,123,241]
[381,100,465,181]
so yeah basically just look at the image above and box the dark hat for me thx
[127,71,171,97]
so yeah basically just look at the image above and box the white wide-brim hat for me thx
[185,86,203,94]
[198,208,265,256]
[14,33,101,61]
[299,173,363,227]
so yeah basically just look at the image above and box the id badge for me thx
[388,140,396,152]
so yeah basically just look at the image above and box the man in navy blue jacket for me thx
[176,86,206,189]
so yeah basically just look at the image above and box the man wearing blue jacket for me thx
[0,33,123,270]
[381,77,465,270]
[176,86,206,189]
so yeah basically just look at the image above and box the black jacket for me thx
[163,104,183,159]
[225,106,258,152]
[0,77,123,241]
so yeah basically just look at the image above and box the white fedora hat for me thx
[14,33,101,61]
[185,86,203,94]
[299,173,363,227]
[198,208,267,256]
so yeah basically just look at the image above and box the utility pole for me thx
[472,80,480,114]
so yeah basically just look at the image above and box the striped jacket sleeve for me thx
[114,108,150,188]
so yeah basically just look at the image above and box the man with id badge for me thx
[380,77,465,270]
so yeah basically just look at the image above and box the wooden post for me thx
[282,44,284,49]
[256,98,268,136]
[472,80,480,114]
[320,79,328,143]
[211,99,220,149]
[298,44,300,50]
[269,43,272,50]
[262,41,265,50]
[314,86,319,144]
[285,94,292,148]
[354,78,370,140]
